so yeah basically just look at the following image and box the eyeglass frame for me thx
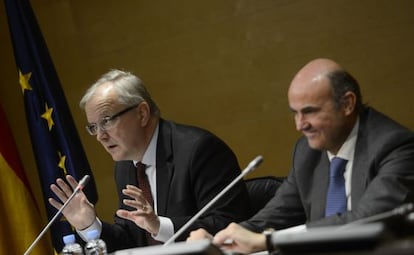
[85,103,139,135]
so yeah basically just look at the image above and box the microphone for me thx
[163,155,264,246]
[272,204,414,254]
[24,175,91,255]
[340,203,414,228]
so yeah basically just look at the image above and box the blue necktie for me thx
[325,157,348,216]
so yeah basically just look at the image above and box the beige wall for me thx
[1,0,413,225]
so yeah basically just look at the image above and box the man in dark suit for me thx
[49,69,251,252]
[189,58,414,254]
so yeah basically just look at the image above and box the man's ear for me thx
[137,101,151,126]
[342,91,356,115]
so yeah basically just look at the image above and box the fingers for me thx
[122,198,149,212]
[117,184,161,235]
[123,184,142,196]
[213,229,232,246]
[116,209,136,220]
[116,208,160,236]
[116,207,152,221]
[50,179,71,202]
[49,175,83,207]
[50,175,78,196]
[213,223,237,245]
[48,197,62,210]
[187,228,213,241]
[213,223,265,254]
[122,185,149,211]
[66,175,80,190]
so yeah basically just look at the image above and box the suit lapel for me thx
[155,120,174,214]
[310,154,330,220]
[115,161,139,210]
[351,113,370,208]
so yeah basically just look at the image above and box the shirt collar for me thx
[133,123,159,167]
[327,118,359,162]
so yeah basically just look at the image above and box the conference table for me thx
[272,222,414,255]
[111,221,414,255]
[110,237,414,255]
[276,238,414,255]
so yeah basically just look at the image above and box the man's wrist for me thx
[77,217,102,242]
[153,216,174,242]
[262,228,275,254]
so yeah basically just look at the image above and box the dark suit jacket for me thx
[242,107,414,232]
[101,119,251,252]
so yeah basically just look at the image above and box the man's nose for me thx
[295,114,309,131]
[295,114,304,131]
[96,127,108,142]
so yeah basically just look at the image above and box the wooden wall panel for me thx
[1,0,413,223]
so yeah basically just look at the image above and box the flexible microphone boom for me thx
[340,203,414,228]
[24,175,91,255]
[163,155,264,246]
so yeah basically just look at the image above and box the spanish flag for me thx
[0,104,52,255]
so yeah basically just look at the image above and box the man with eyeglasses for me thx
[48,69,251,252]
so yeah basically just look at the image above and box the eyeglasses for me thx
[86,104,139,135]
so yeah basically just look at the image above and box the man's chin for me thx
[110,153,134,161]
[110,155,120,161]
[307,139,324,151]
[108,151,123,161]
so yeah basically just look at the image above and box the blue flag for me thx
[4,0,98,252]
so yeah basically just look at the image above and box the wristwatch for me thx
[262,228,275,254]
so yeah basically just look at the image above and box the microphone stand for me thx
[24,175,91,255]
[340,203,414,228]
[163,155,263,245]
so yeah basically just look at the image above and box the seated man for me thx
[189,58,414,254]
[49,69,251,252]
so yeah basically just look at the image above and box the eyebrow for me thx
[289,105,320,114]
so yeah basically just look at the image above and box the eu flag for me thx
[4,0,98,252]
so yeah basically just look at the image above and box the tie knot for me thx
[330,157,348,177]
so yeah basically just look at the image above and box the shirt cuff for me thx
[276,224,307,235]
[153,216,174,242]
[77,217,102,242]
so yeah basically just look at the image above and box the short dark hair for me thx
[327,70,365,113]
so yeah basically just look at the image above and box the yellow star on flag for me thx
[57,151,67,175]
[18,69,32,93]
[41,103,54,130]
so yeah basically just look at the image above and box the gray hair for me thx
[80,69,160,117]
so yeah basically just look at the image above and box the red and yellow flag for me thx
[0,104,52,255]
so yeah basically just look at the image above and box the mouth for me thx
[303,131,317,139]
[106,144,118,151]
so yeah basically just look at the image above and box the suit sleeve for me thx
[169,132,252,240]
[240,171,307,232]
[240,139,309,232]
